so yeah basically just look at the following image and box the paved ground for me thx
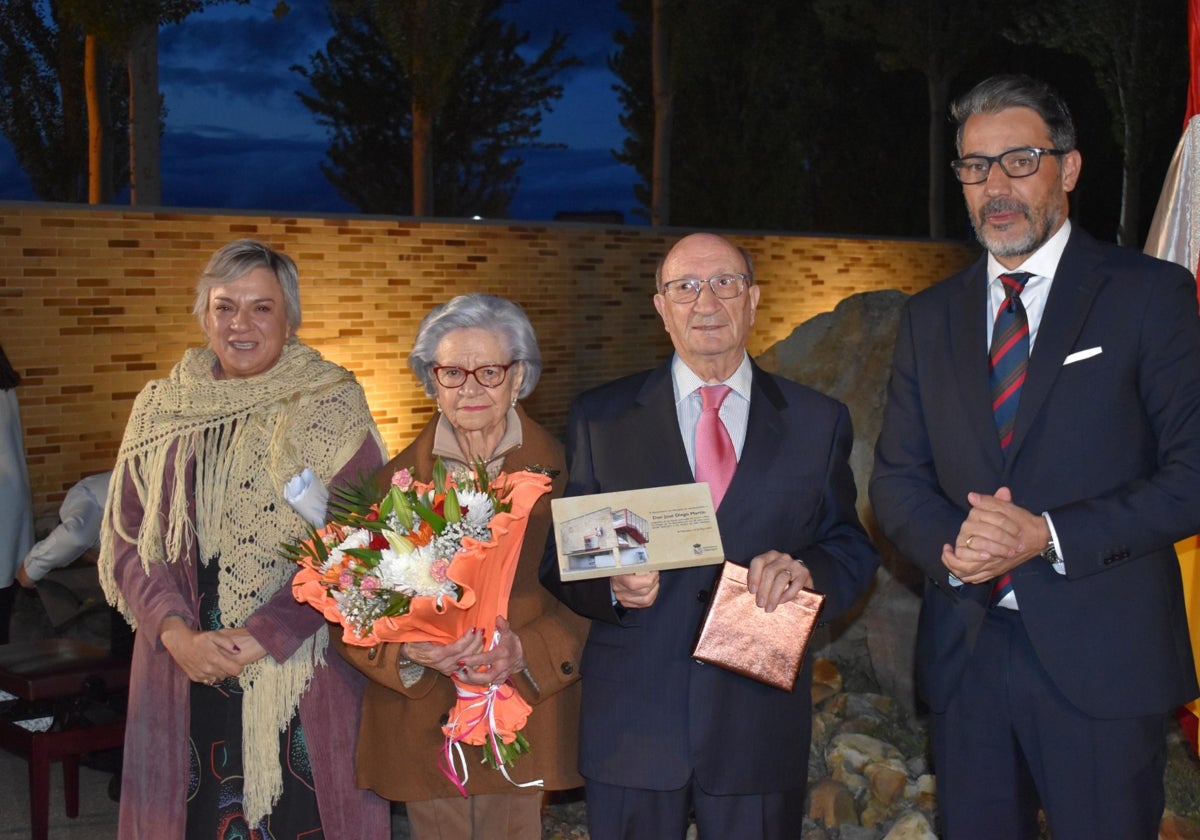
[0,587,591,839]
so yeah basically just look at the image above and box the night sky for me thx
[0,0,642,222]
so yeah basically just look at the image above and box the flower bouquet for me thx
[286,458,552,789]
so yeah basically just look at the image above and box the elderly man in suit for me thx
[871,74,1200,839]
[539,231,879,840]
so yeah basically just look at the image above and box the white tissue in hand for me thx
[284,467,315,502]
[284,467,329,527]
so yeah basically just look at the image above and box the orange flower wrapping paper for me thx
[291,469,551,755]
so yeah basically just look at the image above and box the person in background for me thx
[17,470,111,588]
[98,239,390,839]
[19,469,133,658]
[0,343,34,645]
[870,74,1200,839]
[333,294,589,840]
[539,232,879,840]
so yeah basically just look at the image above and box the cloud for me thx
[507,146,640,222]
[160,129,349,212]
[159,1,330,139]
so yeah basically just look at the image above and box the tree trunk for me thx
[1119,115,1141,247]
[651,0,672,227]
[412,101,434,217]
[128,22,161,206]
[410,0,434,217]
[927,73,949,240]
[58,33,88,201]
[84,34,112,204]
[1116,4,1142,247]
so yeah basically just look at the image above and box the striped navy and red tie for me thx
[989,271,1032,603]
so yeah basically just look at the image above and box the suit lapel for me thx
[948,261,1006,473]
[633,361,695,486]
[1006,231,1104,462]
[722,361,785,508]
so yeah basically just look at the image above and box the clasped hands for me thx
[611,550,812,614]
[160,615,267,686]
[944,486,1050,584]
[400,615,525,687]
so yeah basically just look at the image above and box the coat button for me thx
[560,662,574,675]
[697,590,710,602]
[367,646,378,661]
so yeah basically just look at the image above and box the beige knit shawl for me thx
[99,340,384,825]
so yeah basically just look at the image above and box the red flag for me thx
[1145,0,1200,756]
[1143,116,1200,291]
[1145,0,1200,301]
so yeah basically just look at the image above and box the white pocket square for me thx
[1064,346,1102,365]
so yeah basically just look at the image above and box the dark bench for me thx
[0,639,129,840]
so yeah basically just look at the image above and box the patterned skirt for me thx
[186,555,323,840]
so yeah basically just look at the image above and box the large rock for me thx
[757,288,907,532]
[759,289,922,710]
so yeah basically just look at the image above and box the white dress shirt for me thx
[976,221,1072,605]
[23,471,111,582]
[670,353,753,474]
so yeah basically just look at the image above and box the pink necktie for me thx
[695,385,736,509]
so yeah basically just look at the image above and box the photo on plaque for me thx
[550,483,725,581]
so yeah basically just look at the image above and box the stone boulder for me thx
[758,289,922,711]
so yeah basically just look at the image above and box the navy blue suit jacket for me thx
[871,228,1200,719]
[539,358,878,793]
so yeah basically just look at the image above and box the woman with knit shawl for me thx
[332,294,589,840]
[98,240,390,839]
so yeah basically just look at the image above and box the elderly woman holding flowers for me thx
[332,293,588,840]
[98,240,390,839]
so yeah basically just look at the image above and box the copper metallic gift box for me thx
[692,561,825,692]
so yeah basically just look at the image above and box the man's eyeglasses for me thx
[432,361,518,389]
[950,147,1068,185]
[659,273,749,304]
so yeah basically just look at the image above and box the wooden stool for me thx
[0,639,129,840]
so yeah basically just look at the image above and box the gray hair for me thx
[409,294,542,398]
[654,245,756,290]
[191,239,302,332]
[951,74,1076,155]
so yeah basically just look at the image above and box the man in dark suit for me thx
[871,74,1200,839]
[539,232,879,839]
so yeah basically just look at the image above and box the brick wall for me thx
[0,203,976,515]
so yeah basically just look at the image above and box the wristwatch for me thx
[1042,535,1060,564]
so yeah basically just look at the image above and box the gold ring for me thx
[966,535,975,549]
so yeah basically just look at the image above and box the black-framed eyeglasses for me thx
[432,361,518,389]
[950,147,1068,185]
[659,273,749,304]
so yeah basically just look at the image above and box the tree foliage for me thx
[374,0,484,215]
[0,0,252,204]
[814,0,1010,238]
[1008,0,1187,246]
[296,0,577,217]
[613,0,827,230]
[611,0,927,233]
[610,0,1183,243]
[0,0,128,201]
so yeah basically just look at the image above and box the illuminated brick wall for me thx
[0,203,976,514]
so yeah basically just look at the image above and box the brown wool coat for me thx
[332,408,588,801]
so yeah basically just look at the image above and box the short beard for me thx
[970,197,1059,259]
